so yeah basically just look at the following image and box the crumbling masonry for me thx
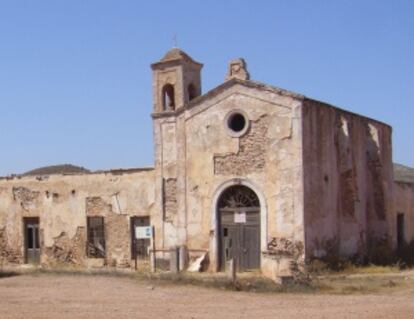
[0,49,413,280]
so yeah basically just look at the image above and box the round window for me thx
[225,110,249,137]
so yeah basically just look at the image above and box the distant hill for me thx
[394,163,414,183]
[23,164,90,176]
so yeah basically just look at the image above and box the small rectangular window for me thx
[87,217,105,258]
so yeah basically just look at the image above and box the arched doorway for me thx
[217,185,260,271]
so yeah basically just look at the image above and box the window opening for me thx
[87,216,105,258]
[218,185,260,209]
[228,113,246,133]
[162,84,175,111]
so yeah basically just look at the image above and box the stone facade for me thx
[0,48,413,279]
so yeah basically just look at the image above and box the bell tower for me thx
[151,48,203,113]
[151,49,203,249]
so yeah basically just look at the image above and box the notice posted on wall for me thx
[135,226,152,239]
[234,211,246,223]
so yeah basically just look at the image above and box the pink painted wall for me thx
[302,99,394,261]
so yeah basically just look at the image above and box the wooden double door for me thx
[219,208,260,271]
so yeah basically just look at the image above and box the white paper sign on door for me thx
[234,211,246,223]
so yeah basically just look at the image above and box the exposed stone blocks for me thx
[45,227,86,265]
[106,212,130,267]
[214,115,268,175]
[163,178,177,221]
[12,186,40,211]
[266,237,304,257]
[86,196,113,216]
[0,227,21,264]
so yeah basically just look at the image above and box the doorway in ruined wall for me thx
[130,216,151,260]
[397,213,406,249]
[23,217,40,264]
[218,185,260,271]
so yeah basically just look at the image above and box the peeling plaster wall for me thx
[394,181,414,243]
[0,75,403,276]
[302,100,394,260]
[153,83,305,271]
[0,170,155,267]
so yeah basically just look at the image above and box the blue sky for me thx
[0,1,413,175]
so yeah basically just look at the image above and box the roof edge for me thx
[303,97,391,129]
[0,167,155,181]
[186,78,305,110]
[151,77,391,129]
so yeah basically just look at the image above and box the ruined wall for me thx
[0,169,155,267]
[302,100,394,261]
[394,181,414,244]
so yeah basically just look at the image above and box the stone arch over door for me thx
[210,179,268,272]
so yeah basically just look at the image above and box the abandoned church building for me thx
[1,48,414,280]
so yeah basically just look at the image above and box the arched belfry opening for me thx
[217,185,261,271]
[151,48,203,113]
[162,84,175,111]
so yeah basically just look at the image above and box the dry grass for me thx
[308,259,401,275]
[307,263,412,294]
[315,273,411,294]
[25,267,316,294]
[2,264,413,295]
[338,264,400,274]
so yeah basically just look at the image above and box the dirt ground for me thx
[1,273,414,319]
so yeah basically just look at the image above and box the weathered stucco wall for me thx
[1,47,407,279]
[394,181,414,244]
[153,82,305,272]
[302,100,394,261]
[0,169,155,267]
